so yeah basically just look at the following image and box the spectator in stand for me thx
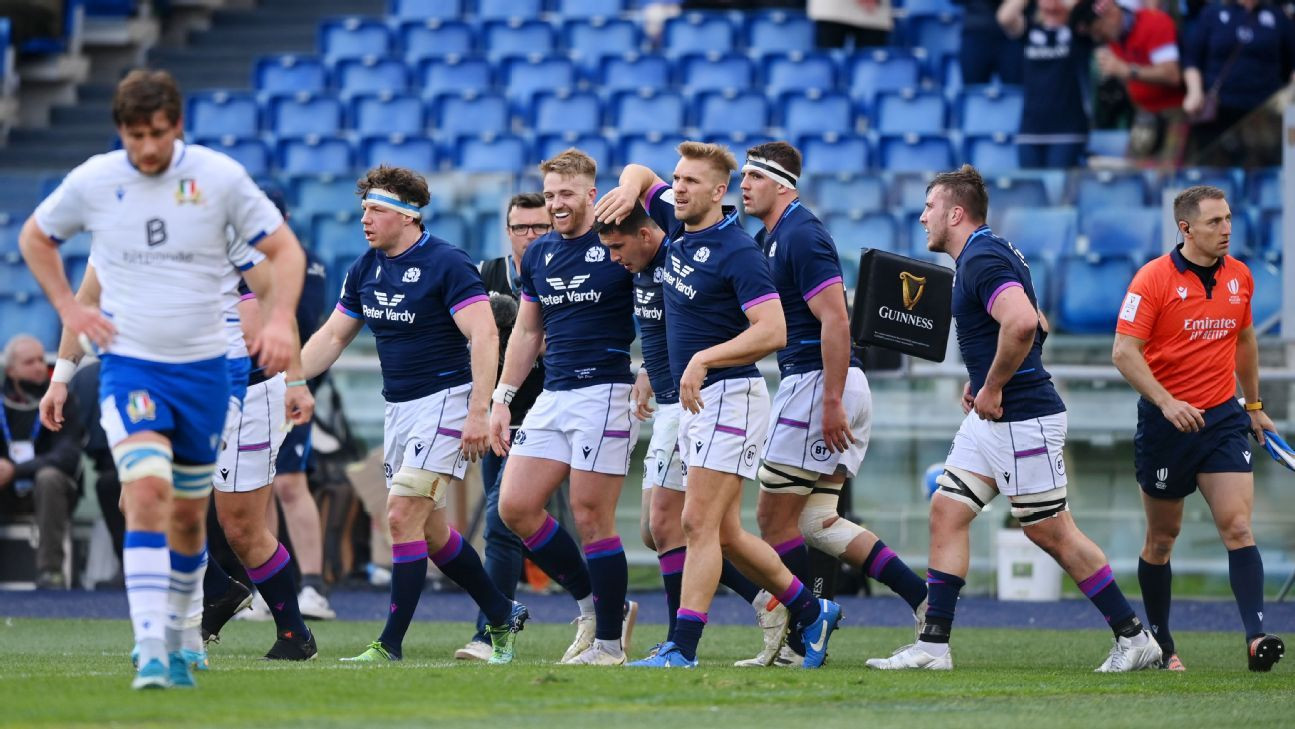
[1183,0,1295,166]
[999,0,1093,168]
[958,0,1025,85]
[808,0,894,49]
[0,334,82,589]
[68,359,125,583]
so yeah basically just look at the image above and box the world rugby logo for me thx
[900,271,927,311]
[585,246,605,263]
[1227,279,1239,295]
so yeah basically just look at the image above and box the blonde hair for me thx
[539,148,597,181]
[677,141,738,182]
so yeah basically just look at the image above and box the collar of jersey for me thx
[766,198,802,241]
[682,207,740,239]
[383,230,430,260]
[1170,243,1226,275]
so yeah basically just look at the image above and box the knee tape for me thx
[935,466,997,514]
[1009,486,1069,526]
[799,490,865,558]
[758,461,819,496]
[173,463,215,500]
[113,441,173,485]
[390,466,450,506]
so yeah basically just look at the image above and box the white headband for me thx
[742,156,799,190]
[362,188,422,219]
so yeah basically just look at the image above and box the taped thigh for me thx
[113,441,174,485]
[173,463,215,499]
[934,466,997,514]
[799,482,866,557]
[390,466,452,508]
[1008,486,1069,526]
[758,461,819,496]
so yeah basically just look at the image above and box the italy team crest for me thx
[175,178,203,205]
[126,390,157,423]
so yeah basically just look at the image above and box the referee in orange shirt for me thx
[1113,185,1284,673]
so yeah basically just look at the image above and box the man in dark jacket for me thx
[0,334,82,589]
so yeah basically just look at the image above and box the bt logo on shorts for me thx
[1155,467,1168,490]
[743,444,757,466]
[809,439,831,462]
[513,429,527,445]
[383,463,393,479]
[1054,455,1065,475]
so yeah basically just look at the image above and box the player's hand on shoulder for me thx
[972,385,1003,421]
[593,185,639,226]
[489,403,512,456]
[1160,398,1205,433]
[60,302,115,350]
[39,382,68,431]
[679,357,708,414]
[284,384,314,426]
[961,381,974,415]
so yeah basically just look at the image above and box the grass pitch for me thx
[0,617,1289,729]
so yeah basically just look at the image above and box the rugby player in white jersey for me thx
[19,69,306,689]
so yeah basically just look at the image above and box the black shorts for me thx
[1134,398,1253,499]
[274,421,312,474]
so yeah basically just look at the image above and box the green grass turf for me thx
[0,618,1289,729]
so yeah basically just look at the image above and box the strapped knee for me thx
[758,461,819,496]
[935,466,996,515]
[173,463,215,499]
[390,466,451,507]
[798,485,865,558]
[113,441,173,485]
[1009,486,1069,526]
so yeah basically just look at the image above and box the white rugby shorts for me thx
[643,401,684,492]
[677,377,770,480]
[944,410,1069,497]
[510,382,639,475]
[762,367,872,478]
[213,374,287,493]
[383,382,473,488]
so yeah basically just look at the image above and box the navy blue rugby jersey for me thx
[662,209,778,388]
[756,199,863,377]
[337,232,487,403]
[634,240,677,405]
[953,226,1065,421]
[518,227,635,390]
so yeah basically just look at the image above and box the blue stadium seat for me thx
[1249,167,1280,211]
[781,90,854,138]
[418,55,492,97]
[1080,206,1163,261]
[846,49,922,105]
[619,133,687,177]
[762,51,835,97]
[611,89,686,135]
[964,133,1017,173]
[351,93,425,135]
[997,206,1076,264]
[334,57,409,96]
[319,17,393,64]
[808,173,886,215]
[0,259,41,297]
[694,90,768,137]
[875,89,947,135]
[663,12,739,57]
[195,136,272,177]
[1171,168,1239,200]
[878,134,954,172]
[825,211,902,256]
[985,175,1049,214]
[536,132,612,167]
[503,55,577,105]
[482,19,555,61]
[424,212,471,250]
[1225,206,1257,259]
[903,12,962,66]
[745,11,814,56]
[187,91,259,138]
[891,173,935,212]
[59,232,92,257]
[678,52,753,93]
[599,52,671,95]
[558,0,624,19]
[277,137,354,176]
[455,134,529,172]
[400,19,476,63]
[293,176,358,224]
[359,133,439,172]
[958,84,1022,135]
[1260,209,1282,261]
[0,213,21,255]
[0,298,61,352]
[1056,256,1137,334]
[1073,170,1150,217]
[565,17,641,69]
[474,210,504,258]
[1086,128,1129,158]
[254,55,328,95]
[432,91,511,138]
[1027,257,1052,313]
[797,133,870,175]
[478,0,542,21]
[700,132,775,156]
[268,93,344,137]
[904,0,958,13]
[1246,257,1281,332]
[64,253,89,291]
[313,212,365,260]
[531,90,602,135]
[389,0,461,22]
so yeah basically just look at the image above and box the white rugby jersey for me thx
[35,140,283,363]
